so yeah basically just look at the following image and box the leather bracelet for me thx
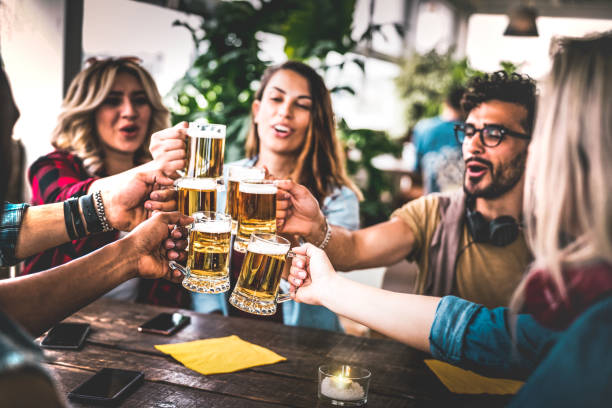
[93,190,113,232]
[68,197,87,238]
[318,218,332,250]
[63,200,78,241]
[79,194,103,233]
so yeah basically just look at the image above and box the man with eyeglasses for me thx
[278,71,536,308]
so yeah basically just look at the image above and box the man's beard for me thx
[463,149,527,199]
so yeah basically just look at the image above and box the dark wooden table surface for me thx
[40,298,511,407]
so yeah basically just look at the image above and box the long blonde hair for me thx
[51,58,170,176]
[512,31,612,308]
[245,61,362,203]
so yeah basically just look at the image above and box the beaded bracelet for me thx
[318,218,332,250]
[93,190,113,232]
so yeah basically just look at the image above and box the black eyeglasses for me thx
[454,123,530,147]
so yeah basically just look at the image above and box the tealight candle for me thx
[318,364,371,406]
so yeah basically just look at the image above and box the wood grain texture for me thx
[41,298,511,407]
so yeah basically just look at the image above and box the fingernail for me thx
[145,202,152,210]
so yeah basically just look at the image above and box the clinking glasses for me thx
[454,123,530,147]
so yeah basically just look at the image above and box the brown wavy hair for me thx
[245,61,362,203]
[461,71,537,135]
[51,58,170,176]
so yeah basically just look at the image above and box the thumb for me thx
[299,243,321,258]
[153,211,193,227]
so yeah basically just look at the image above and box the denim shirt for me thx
[0,203,29,267]
[429,295,612,407]
[193,157,360,331]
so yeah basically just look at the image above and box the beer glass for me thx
[184,121,226,179]
[229,233,295,315]
[169,211,232,293]
[225,166,266,234]
[234,179,277,253]
[175,177,218,216]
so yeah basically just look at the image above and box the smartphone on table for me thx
[40,322,90,350]
[137,312,190,335]
[68,368,144,404]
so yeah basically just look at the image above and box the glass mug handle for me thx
[169,261,190,277]
[276,250,297,304]
[168,223,193,277]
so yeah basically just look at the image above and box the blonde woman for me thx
[288,31,612,406]
[23,57,189,307]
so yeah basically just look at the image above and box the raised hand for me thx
[103,169,176,231]
[124,211,192,283]
[275,180,326,241]
[288,243,337,306]
[149,122,188,178]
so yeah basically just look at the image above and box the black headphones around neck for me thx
[465,197,520,247]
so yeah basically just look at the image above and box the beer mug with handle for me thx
[229,233,295,315]
[169,211,232,293]
[184,120,226,179]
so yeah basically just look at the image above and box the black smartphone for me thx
[137,312,190,335]
[68,368,144,404]
[40,322,90,350]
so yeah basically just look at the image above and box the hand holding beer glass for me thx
[234,179,277,252]
[169,211,232,293]
[229,233,296,315]
[185,121,226,179]
[225,166,266,234]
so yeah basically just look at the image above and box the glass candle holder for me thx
[318,364,371,406]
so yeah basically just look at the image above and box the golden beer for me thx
[176,177,217,216]
[187,228,231,278]
[234,180,277,252]
[184,122,226,178]
[229,233,293,315]
[225,166,266,233]
[182,211,232,293]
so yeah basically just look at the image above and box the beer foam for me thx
[239,182,277,194]
[176,177,217,190]
[192,221,231,233]
[227,166,265,182]
[247,240,288,256]
[188,121,226,138]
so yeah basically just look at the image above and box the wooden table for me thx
[41,298,511,407]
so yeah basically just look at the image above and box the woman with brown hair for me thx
[192,61,362,331]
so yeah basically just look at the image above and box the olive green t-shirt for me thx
[391,194,531,308]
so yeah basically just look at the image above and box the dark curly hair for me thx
[461,71,537,134]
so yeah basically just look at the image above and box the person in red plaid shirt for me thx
[22,57,190,308]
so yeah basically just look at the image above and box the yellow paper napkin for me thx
[425,359,524,395]
[155,335,286,375]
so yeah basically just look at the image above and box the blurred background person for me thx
[412,84,466,194]
[21,57,189,308]
[189,61,362,331]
